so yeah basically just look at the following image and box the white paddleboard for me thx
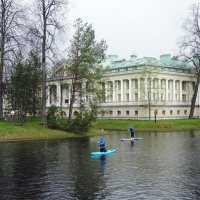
[121,138,143,141]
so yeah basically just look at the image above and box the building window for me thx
[184,110,187,115]
[118,81,121,90]
[50,85,57,103]
[182,81,186,91]
[135,93,138,101]
[110,111,113,115]
[126,111,129,116]
[135,80,138,89]
[162,110,166,115]
[182,94,186,102]
[153,79,156,89]
[135,110,138,116]
[109,94,113,102]
[126,80,129,89]
[161,80,164,89]
[170,110,173,115]
[117,111,121,115]
[101,111,105,116]
[168,81,171,89]
[118,94,121,102]
[153,93,156,101]
[161,93,164,101]
[126,94,129,101]
[177,110,180,115]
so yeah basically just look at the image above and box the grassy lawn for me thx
[0,117,200,142]
[0,118,75,142]
[93,118,200,131]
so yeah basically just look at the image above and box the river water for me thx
[0,130,200,200]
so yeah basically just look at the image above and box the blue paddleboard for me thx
[91,149,116,156]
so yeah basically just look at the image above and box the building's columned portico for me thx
[46,54,200,119]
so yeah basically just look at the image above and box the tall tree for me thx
[67,18,107,123]
[7,51,41,124]
[178,3,200,119]
[29,0,68,124]
[139,66,159,120]
[27,51,42,116]
[0,0,25,119]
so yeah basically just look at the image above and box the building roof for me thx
[102,54,192,70]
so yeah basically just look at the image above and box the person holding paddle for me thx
[128,125,135,138]
[98,137,106,152]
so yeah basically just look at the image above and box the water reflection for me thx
[0,130,200,199]
[99,155,106,173]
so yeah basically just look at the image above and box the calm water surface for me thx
[0,130,200,200]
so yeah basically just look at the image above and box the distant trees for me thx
[67,18,107,127]
[0,0,108,130]
[7,51,41,124]
[0,0,26,120]
[178,3,200,119]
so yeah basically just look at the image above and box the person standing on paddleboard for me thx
[128,125,135,138]
[99,137,106,152]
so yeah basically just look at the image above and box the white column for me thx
[150,78,153,101]
[173,80,175,101]
[112,81,115,102]
[129,79,132,102]
[82,82,87,102]
[57,84,61,107]
[68,84,71,105]
[121,80,124,102]
[166,79,168,101]
[158,79,161,102]
[144,78,147,100]
[138,78,140,101]
[105,81,108,103]
[180,80,182,102]
[46,85,50,107]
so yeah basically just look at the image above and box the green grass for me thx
[92,118,200,131]
[0,117,76,142]
[0,117,200,142]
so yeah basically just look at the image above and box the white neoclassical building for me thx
[47,54,200,120]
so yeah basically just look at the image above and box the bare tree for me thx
[178,3,200,119]
[139,66,160,120]
[0,0,25,119]
[29,0,68,124]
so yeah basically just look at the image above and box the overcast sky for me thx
[68,0,198,60]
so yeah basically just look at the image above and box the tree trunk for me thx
[148,102,151,120]
[41,0,47,125]
[0,62,3,120]
[68,83,75,123]
[60,85,63,113]
[189,72,200,119]
[0,4,5,120]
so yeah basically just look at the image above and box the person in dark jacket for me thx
[128,125,135,138]
[99,137,106,152]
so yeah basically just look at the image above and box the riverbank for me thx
[0,118,200,142]
[94,118,200,132]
